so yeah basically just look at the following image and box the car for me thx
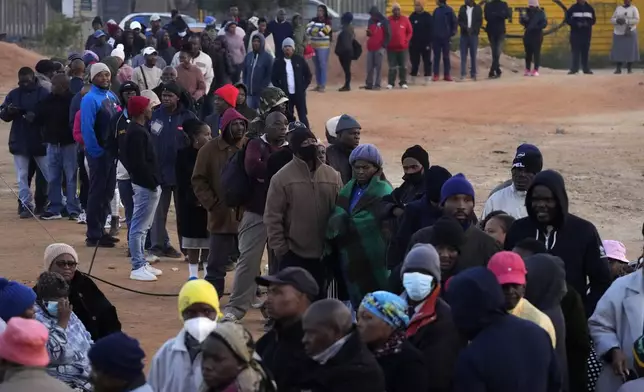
[118,12,206,33]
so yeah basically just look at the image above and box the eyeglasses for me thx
[54,260,78,269]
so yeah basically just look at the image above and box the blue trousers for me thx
[433,38,451,76]
[86,153,116,241]
[46,143,81,215]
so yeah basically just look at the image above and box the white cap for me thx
[130,21,142,30]
[141,90,161,107]
[142,47,157,56]
[150,14,161,22]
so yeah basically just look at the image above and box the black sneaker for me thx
[40,211,62,220]
[34,205,45,215]
[86,237,116,248]
[567,70,578,75]
[19,209,33,219]
[583,70,594,75]
[163,245,183,259]
[102,234,120,243]
[68,213,79,221]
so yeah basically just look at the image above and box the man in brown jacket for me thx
[192,108,247,295]
[264,126,343,294]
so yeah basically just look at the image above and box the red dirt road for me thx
[1,70,643,364]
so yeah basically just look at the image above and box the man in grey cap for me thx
[271,37,312,127]
[325,114,361,184]
[255,267,319,391]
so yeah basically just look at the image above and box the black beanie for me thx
[290,127,316,155]
[429,216,466,251]
[402,145,430,170]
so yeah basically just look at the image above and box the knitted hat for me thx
[516,143,541,155]
[282,37,295,49]
[178,279,222,320]
[335,114,361,134]
[287,121,308,134]
[127,96,151,117]
[440,173,475,205]
[0,318,50,367]
[424,165,452,204]
[349,143,383,168]
[401,244,441,281]
[35,60,56,75]
[427,216,466,251]
[402,145,430,170]
[43,243,78,270]
[290,127,317,155]
[88,332,145,381]
[0,278,36,322]
[161,81,182,97]
[83,51,99,66]
[90,62,111,80]
[215,84,239,108]
[512,150,543,174]
[392,2,402,10]
[488,251,528,285]
[67,52,83,64]
[110,44,125,61]
[360,291,409,330]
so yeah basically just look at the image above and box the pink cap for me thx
[488,251,527,285]
[603,240,629,264]
[0,318,50,367]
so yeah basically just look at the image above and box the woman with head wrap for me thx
[358,291,429,392]
[201,322,275,392]
[33,271,93,391]
[325,144,393,308]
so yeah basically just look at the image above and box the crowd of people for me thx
[1,1,644,392]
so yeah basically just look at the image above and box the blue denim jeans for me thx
[129,184,161,270]
[459,34,479,78]
[313,47,330,87]
[46,143,81,215]
[13,154,49,210]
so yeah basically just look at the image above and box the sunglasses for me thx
[54,260,78,268]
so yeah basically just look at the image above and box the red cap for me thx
[127,96,150,117]
[487,251,527,285]
[214,84,239,108]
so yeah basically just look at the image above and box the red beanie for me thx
[215,84,238,108]
[127,96,150,117]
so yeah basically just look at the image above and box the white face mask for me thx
[183,317,218,343]
[178,31,187,37]
[403,272,435,302]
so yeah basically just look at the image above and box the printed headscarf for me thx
[360,291,410,330]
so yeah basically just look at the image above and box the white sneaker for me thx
[145,252,161,264]
[386,84,393,89]
[145,263,163,276]
[76,212,86,224]
[251,296,265,309]
[130,266,157,281]
[424,76,431,85]
[401,84,409,89]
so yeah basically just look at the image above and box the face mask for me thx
[178,31,187,37]
[46,301,59,317]
[402,171,424,185]
[403,272,435,301]
[299,145,318,162]
[183,317,218,343]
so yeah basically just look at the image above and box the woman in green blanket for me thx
[326,144,393,308]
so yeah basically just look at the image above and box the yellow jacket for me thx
[511,298,557,348]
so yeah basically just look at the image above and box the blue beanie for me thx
[342,12,354,24]
[349,143,383,168]
[440,173,475,205]
[0,278,36,322]
[89,332,145,381]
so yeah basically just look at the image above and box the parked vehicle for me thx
[119,12,206,32]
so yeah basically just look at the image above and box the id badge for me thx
[150,120,164,135]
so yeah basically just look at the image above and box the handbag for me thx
[352,39,363,61]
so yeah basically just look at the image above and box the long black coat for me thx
[376,340,429,392]
[256,321,310,391]
[271,54,312,97]
[175,146,209,239]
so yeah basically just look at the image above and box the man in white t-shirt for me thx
[133,47,163,91]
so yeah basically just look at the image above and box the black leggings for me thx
[338,55,352,87]
[523,34,543,70]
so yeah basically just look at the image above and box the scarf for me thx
[372,330,406,358]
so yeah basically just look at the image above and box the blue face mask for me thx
[403,272,435,302]
[46,301,59,317]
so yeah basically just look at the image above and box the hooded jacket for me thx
[272,52,312,97]
[525,254,570,392]
[243,33,274,97]
[447,267,562,392]
[504,170,611,316]
[35,91,75,146]
[224,21,247,65]
[80,84,120,158]
[433,4,458,40]
[1,82,50,157]
[387,14,413,51]
[233,83,258,121]
[367,7,392,51]
[410,10,433,48]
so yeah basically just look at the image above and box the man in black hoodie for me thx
[504,169,611,316]
[484,0,510,78]
[409,1,433,85]
[36,74,81,221]
[565,0,596,74]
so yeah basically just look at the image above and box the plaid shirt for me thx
[35,306,93,391]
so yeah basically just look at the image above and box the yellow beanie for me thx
[178,279,222,320]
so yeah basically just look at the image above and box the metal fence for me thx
[0,0,57,38]
[325,0,387,14]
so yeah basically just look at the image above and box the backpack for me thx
[221,139,266,208]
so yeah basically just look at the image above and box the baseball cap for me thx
[487,251,527,285]
[256,267,319,298]
[150,14,161,22]
[130,21,142,30]
[287,121,308,134]
[93,30,106,38]
[142,47,157,56]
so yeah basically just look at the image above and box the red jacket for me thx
[387,15,413,51]
[367,17,390,52]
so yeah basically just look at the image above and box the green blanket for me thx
[325,175,393,307]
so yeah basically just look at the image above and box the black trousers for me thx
[570,32,591,72]
[338,55,352,87]
[523,33,543,70]
[27,157,47,211]
[288,93,309,128]
[279,250,327,300]
[487,33,505,74]
[77,147,89,210]
[409,45,432,77]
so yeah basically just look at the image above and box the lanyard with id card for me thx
[150,120,164,136]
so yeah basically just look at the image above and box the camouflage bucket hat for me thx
[259,87,289,115]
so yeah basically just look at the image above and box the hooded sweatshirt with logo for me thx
[447,267,562,392]
[504,170,611,316]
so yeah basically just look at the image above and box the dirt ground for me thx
[0,43,643,365]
